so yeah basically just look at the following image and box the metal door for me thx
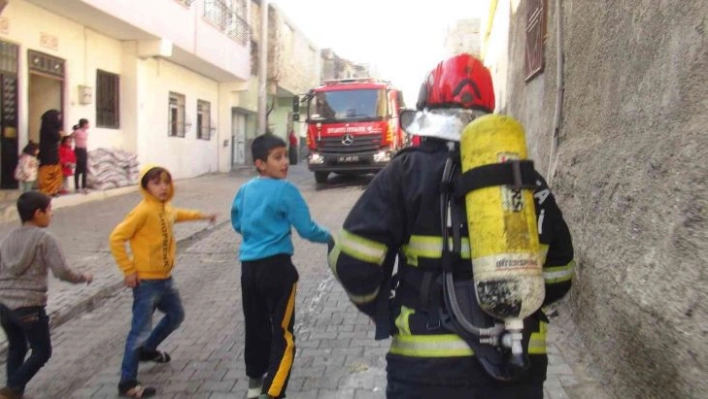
[0,41,18,189]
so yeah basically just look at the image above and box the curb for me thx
[0,171,243,224]
[0,185,138,224]
[0,220,232,357]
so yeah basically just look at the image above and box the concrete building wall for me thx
[1,0,129,151]
[0,0,252,182]
[77,0,250,79]
[136,58,220,179]
[246,1,319,150]
[445,18,482,58]
[484,1,708,397]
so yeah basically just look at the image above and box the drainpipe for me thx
[548,0,564,184]
[258,0,269,135]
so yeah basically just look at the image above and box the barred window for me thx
[197,100,211,140]
[96,70,120,128]
[525,0,546,81]
[168,92,186,138]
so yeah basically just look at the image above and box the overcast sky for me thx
[273,0,484,105]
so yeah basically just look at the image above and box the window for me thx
[96,70,120,128]
[168,92,186,137]
[524,0,546,81]
[197,100,211,140]
[309,89,387,122]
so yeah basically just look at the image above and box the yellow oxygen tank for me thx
[459,114,544,349]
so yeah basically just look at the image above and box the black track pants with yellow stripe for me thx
[241,254,299,399]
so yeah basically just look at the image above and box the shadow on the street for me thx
[314,173,375,191]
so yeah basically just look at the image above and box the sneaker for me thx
[138,347,171,363]
[118,380,156,398]
[247,376,263,399]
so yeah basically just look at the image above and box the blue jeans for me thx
[0,305,52,394]
[120,278,184,384]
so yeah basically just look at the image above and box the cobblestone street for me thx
[0,165,606,398]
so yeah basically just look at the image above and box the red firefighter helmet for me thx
[401,54,495,142]
[416,54,495,113]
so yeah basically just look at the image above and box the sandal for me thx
[139,347,171,363]
[118,381,156,398]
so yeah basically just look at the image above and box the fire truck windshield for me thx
[308,89,387,122]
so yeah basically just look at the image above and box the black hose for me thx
[440,145,484,337]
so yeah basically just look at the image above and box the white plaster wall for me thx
[136,58,220,180]
[119,41,140,155]
[0,1,251,183]
[193,0,250,80]
[0,0,126,151]
[84,0,250,80]
[74,29,129,152]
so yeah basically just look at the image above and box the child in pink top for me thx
[71,119,89,194]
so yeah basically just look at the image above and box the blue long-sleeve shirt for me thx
[231,177,331,261]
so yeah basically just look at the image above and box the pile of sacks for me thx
[87,148,140,190]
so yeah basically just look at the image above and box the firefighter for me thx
[327,53,575,398]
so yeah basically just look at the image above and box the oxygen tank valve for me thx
[503,319,524,356]
[501,319,527,369]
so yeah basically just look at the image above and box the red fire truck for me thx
[295,78,405,184]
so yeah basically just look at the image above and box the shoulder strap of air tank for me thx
[454,160,536,199]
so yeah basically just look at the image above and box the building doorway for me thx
[27,50,65,144]
[231,111,247,167]
[0,41,19,189]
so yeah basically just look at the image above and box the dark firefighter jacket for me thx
[327,139,575,386]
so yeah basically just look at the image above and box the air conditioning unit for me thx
[78,86,92,105]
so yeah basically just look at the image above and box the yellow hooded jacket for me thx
[109,165,204,279]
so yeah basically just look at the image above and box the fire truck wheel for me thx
[315,171,329,184]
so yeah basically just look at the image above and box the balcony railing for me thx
[203,0,250,45]
[174,0,197,6]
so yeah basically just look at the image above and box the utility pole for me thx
[257,0,269,135]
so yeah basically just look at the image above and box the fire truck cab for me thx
[295,78,405,184]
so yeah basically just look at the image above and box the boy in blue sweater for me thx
[231,135,331,399]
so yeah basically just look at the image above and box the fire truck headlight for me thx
[309,153,324,164]
[374,151,392,163]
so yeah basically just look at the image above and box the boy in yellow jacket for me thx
[109,165,216,398]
